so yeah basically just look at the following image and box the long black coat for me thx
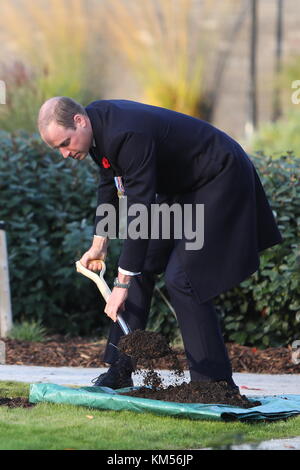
[86,100,282,303]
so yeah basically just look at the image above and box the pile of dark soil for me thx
[118,330,261,408]
[123,381,261,408]
[0,397,35,408]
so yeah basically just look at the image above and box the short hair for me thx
[38,96,87,133]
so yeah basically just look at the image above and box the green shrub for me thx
[215,152,300,347]
[0,130,122,337]
[8,320,47,342]
[148,152,300,348]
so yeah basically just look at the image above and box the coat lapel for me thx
[86,105,122,176]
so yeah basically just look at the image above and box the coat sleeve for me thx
[116,132,157,272]
[93,166,119,238]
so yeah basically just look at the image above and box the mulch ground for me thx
[1,335,300,374]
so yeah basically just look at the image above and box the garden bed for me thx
[2,335,299,374]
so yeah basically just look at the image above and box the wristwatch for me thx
[113,277,131,289]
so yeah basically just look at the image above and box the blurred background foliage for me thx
[0,0,104,131]
[102,0,204,116]
[250,109,300,157]
[249,53,300,156]
[0,0,299,346]
[0,0,247,130]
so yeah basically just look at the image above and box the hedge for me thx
[0,130,122,336]
[0,131,299,346]
[215,151,300,348]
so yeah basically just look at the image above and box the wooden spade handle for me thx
[75,260,111,301]
[75,260,131,335]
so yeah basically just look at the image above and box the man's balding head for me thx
[38,96,93,161]
[38,96,87,134]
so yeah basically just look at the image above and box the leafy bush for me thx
[215,152,300,348]
[148,152,300,348]
[0,130,122,337]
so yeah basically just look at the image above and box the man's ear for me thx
[74,114,86,127]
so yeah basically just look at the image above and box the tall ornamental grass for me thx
[0,0,104,132]
[103,0,204,116]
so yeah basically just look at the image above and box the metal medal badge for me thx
[114,176,125,198]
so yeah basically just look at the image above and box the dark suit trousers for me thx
[102,238,236,386]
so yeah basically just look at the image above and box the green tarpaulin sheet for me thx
[29,383,300,422]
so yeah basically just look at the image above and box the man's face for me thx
[42,114,93,161]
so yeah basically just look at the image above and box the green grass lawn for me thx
[0,380,299,450]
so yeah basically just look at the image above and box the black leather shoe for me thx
[92,353,134,389]
[224,378,240,393]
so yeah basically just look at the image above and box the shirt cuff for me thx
[118,267,141,276]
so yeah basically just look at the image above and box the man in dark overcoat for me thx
[38,97,282,390]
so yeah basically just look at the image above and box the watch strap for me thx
[113,277,131,288]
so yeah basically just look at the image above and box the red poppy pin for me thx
[102,157,111,168]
